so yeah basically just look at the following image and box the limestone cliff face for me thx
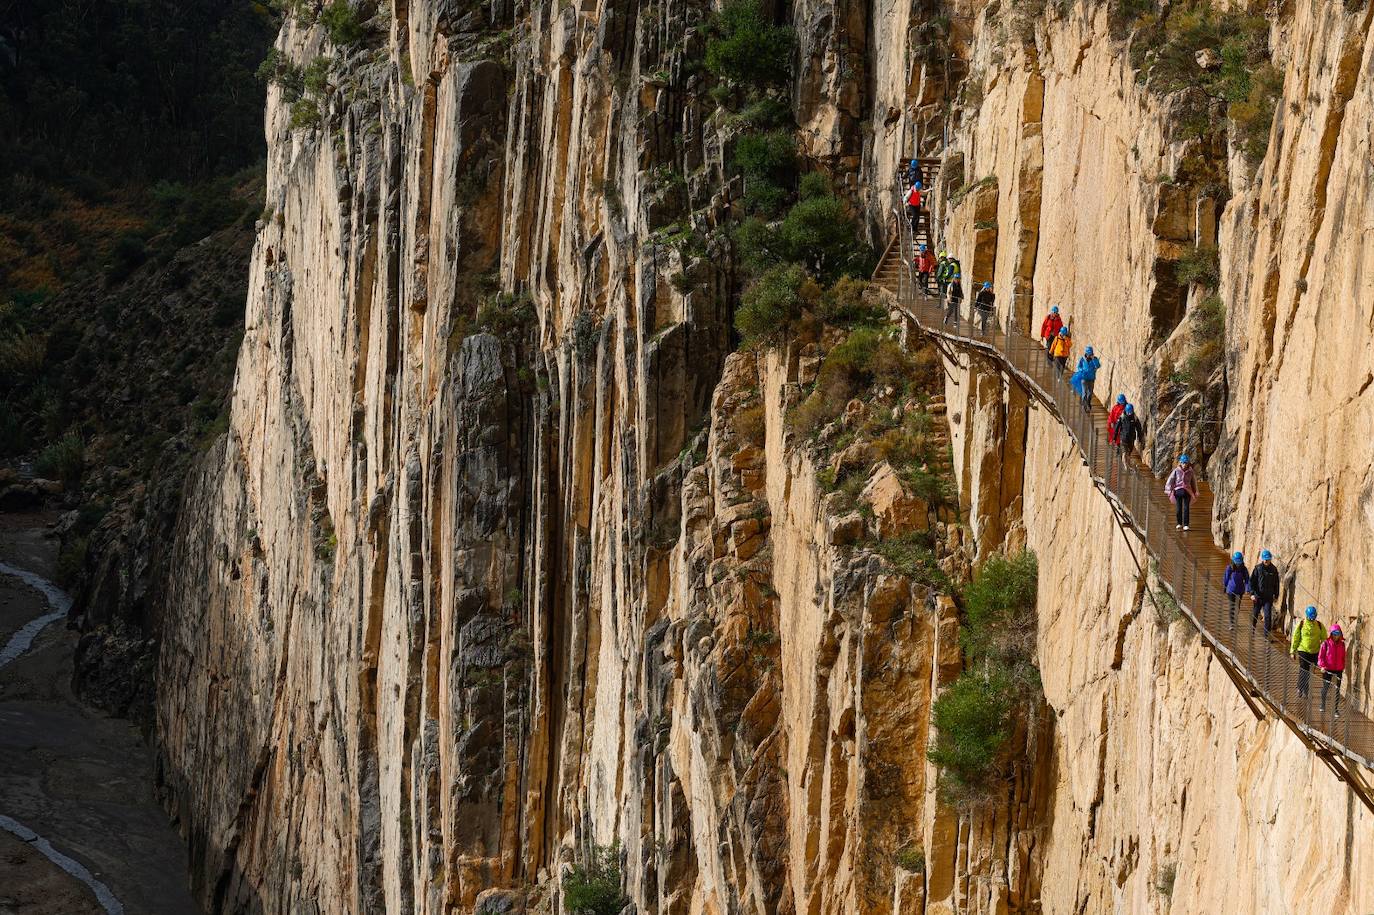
[938,1,1374,911]
[153,0,1374,912]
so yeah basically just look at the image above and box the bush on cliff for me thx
[735,264,819,344]
[928,550,1041,805]
[563,844,627,915]
[705,0,796,88]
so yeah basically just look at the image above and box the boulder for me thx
[861,462,929,538]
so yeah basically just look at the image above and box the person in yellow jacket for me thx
[1049,326,1072,373]
[1290,605,1327,700]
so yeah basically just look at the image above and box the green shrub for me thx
[895,845,926,873]
[818,276,885,327]
[735,263,816,344]
[777,193,876,283]
[1181,294,1225,390]
[734,129,797,214]
[289,98,322,131]
[321,0,366,47]
[1175,244,1219,288]
[927,666,1016,800]
[35,431,85,484]
[734,96,792,129]
[961,550,1039,666]
[704,0,796,87]
[475,291,537,338]
[303,57,334,95]
[873,532,950,591]
[0,332,47,385]
[562,844,626,915]
[799,171,832,200]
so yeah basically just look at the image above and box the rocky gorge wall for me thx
[937,0,1374,911]
[146,0,1374,913]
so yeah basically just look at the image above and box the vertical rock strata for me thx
[154,0,1374,913]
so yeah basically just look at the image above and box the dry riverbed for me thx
[0,513,198,914]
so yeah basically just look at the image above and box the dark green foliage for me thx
[704,0,796,87]
[35,431,85,484]
[777,194,877,283]
[927,666,1017,796]
[735,264,817,344]
[734,129,797,215]
[562,844,627,915]
[475,292,537,339]
[1125,2,1282,162]
[320,1,367,47]
[874,533,951,592]
[927,550,1042,805]
[289,98,323,131]
[1175,244,1220,288]
[1181,294,1225,390]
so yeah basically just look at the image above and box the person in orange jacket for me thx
[1039,306,1063,362]
[915,244,937,293]
[1049,326,1072,372]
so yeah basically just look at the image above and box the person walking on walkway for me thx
[906,181,924,232]
[1115,403,1141,465]
[1071,347,1101,412]
[1249,550,1279,632]
[907,158,923,188]
[1318,624,1346,715]
[1049,326,1072,373]
[1040,307,1064,362]
[935,251,950,297]
[916,245,937,293]
[1165,454,1198,531]
[1107,395,1126,444]
[1222,551,1250,627]
[1290,606,1326,701]
[944,274,964,326]
[974,282,996,333]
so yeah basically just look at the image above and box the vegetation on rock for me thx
[562,844,627,915]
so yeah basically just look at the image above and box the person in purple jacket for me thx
[1222,551,1249,628]
[1165,454,1199,531]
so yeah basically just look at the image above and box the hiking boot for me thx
[1184,525,1190,531]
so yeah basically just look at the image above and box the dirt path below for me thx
[0,514,198,914]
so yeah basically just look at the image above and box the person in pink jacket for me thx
[1318,624,1346,716]
[1164,454,1199,531]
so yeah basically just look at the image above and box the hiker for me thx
[916,245,937,293]
[1107,394,1127,444]
[1222,551,1250,627]
[1318,624,1346,715]
[1290,605,1326,701]
[1164,454,1198,531]
[945,274,964,326]
[1049,326,1072,372]
[935,251,952,297]
[1248,550,1280,632]
[1115,404,1141,463]
[1071,346,1101,412]
[974,281,995,333]
[907,158,924,187]
[1039,306,1063,361]
[906,181,924,231]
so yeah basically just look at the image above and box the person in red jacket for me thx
[906,181,924,231]
[915,244,937,293]
[1039,306,1063,361]
[1318,624,1346,715]
[1107,394,1126,445]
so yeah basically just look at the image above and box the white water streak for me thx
[0,815,124,914]
[0,560,72,670]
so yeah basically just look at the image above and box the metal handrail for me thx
[883,183,1372,772]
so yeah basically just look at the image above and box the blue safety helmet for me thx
[1305,606,1317,620]
[1124,404,1134,414]
[1261,549,1272,561]
[982,282,991,289]
[1051,306,1059,315]
[914,180,923,189]
[1232,551,1243,562]
[1116,394,1126,405]
[1084,346,1094,357]
[1058,327,1069,336]
[919,244,927,252]
[1179,454,1190,464]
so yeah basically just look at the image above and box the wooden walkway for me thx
[872,199,1374,792]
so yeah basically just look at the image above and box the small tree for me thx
[704,0,796,87]
[563,844,627,915]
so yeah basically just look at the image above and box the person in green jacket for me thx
[1290,605,1327,700]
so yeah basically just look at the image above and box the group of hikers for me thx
[897,222,1351,723]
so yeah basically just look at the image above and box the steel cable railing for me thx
[885,189,1372,770]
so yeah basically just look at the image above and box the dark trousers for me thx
[1296,650,1318,697]
[1080,378,1094,412]
[1227,593,1241,626]
[976,307,991,333]
[1321,668,1343,712]
[1044,339,1055,362]
[1174,491,1191,527]
[919,270,931,292]
[944,299,960,325]
[1252,597,1274,631]
[907,205,920,231]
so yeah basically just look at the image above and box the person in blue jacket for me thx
[1070,346,1101,412]
[1222,551,1250,627]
